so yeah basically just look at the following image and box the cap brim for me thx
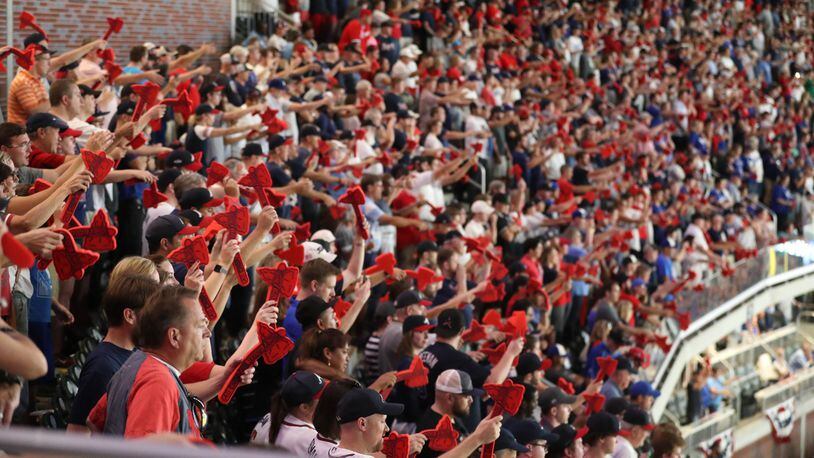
[203,198,224,208]
[379,401,405,417]
[414,324,435,332]
[541,431,559,443]
[178,226,199,235]
[463,387,484,397]
[559,394,578,404]
[643,423,655,431]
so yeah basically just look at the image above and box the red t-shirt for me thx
[88,356,201,438]
[29,145,67,169]
[180,361,216,384]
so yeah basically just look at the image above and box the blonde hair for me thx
[110,257,158,287]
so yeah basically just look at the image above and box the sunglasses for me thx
[189,395,207,429]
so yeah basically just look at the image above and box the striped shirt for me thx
[7,69,47,125]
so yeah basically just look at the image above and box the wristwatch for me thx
[213,264,225,273]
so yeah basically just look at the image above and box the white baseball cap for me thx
[471,200,494,215]
[436,369,482,396]
[311,229,337,244]
[303,241,337,263]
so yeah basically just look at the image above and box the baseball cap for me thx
[281,371,326,406]
[603,397,630,416]
[303,241,338,263]
[78,84,101,98]
[435,369,482,396]
[195,104,218,116]
[269,78,287,90]
[586,411,621,437]
[416,240,438,254]
[615,356,638,374]
[629,381,661,399]
[471,200,495,215]
[435,309,465,336]
[166,149,196,168]
[495,428,529,453]
[157,168,182,192]
[179,187,223,210]
[311,229,337,244]
[395,290,421,309]
[621,407,655,431]
[506,419,559,446]
[200,82,224,98]
[538,387,577,411]
[374,301,396,319]
[26,113,69,133]
[572,208,587,219]
[301,124,321,138]
[546,343,568,358]
[336,388,404,423]
[59,127,82,138]
[631,277,646,288]
[242,143,266,157]
[403,315,434,334]
[268,134,290,150]
[548,424,587,454]
[177,209,203,226]
[516,352,543,378]
[295,296,333,329]
[145,215,196,244]
[116,101,136,116]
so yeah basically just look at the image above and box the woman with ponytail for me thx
[250,371,326,455]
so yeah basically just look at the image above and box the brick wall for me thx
[0,0,234,117]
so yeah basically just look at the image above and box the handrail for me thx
[0,426,290,457]
[651,256,814,421]
[754,365,814,411]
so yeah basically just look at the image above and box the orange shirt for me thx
[7,69,47,125]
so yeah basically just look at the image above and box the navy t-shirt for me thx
[68,342,134,425]
[419,342,490,407]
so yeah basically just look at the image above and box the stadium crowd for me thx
[0,0,811,457]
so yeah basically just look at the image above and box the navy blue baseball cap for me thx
[336,388,404,423]
[495,428,529,453]
[506,419,559,446]
[281,371,326,406]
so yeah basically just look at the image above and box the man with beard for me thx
[415,369,481,458]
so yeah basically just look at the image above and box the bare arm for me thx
[0,318,47,379]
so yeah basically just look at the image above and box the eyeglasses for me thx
[6,141,30,150]
[188,395,207,429]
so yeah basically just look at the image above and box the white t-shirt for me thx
[544,150,566,180]
[464,115,489,157]
[612,436,638,458]
[412,170,444,221]
[464,219,487,238]
[252,413,317,457]
[68,118,105,149]
[308,435,342,457]
[266,95,299,143]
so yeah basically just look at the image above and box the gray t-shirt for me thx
[377,321,403,374]
[16,166,43,186]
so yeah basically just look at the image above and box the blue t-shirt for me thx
[68,342,134,425]
[585,341,612,378]
[655,253,674,284]
[29,265,52,323]
[283,297,302,342]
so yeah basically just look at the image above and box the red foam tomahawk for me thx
[274,235,305,266]
[19,11,47,39]
[167,235,217,320]
[8,47,36,71]
[382,431,411,458]
[1,232,34,268]
[105,60,123,85]
[238,163,275,206]
[206,161,230,187]
[480,380,525,458]
[338,186,370,240]
[363,252,396,276]
[142,181,168,209]
[161,90,194,119]
[462,320,487,342]
[46,229,100,280]
[102,17,124,40]
[405,267,444,291]
[294,222,311,242]
[218,320,294,404]
[60,150,115,225]
[68,209,118,252]
[213,205,251,286]
[131,81,162,121]
[419,415,460,452]
[558,377,575,395]
[381,355,430,399]
[257,262,299,303]
[594,356,618,382]
[583,392,605,414]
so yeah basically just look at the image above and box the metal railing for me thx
[0,426,292,457]
[679,408,738,457]
[754,365,814,411]
[651,243,814,421]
